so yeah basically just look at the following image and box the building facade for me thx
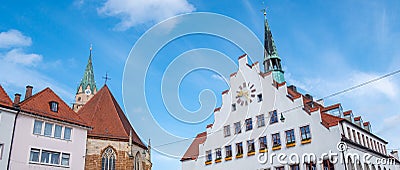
[73,49,152,170]
[181,11,399,170]
[9,86,90,169]
[0,85,17,170]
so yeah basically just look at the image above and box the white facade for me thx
[181,55,399,170]
[0,106,17,169]
[9,113,88,170]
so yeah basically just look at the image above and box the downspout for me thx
[7,106,20,170]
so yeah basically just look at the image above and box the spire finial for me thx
[89,44,93,57]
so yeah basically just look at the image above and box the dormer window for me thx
[50,101,58,112]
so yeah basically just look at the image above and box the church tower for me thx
[72,45,97,112]
[263,9,285,83]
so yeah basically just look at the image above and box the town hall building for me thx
[181,10,400,170]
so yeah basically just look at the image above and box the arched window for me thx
[101,147,116,170]
[134,152,141,170]
[356,160,363,170]
[372,164,377,170]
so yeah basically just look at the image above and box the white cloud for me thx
[0,29,32,48]
[0,29,74,102]
[97,0,195,30]
[211,74,225,82]
[3,48,43,66]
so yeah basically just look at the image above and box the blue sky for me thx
[1,0,400,169]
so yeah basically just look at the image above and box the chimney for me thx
[13,93,21,106]
[25,85,33,100]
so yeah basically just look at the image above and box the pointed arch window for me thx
[134,152,141,170]
[101,147,116,170]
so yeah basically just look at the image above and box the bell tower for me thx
[262,9,285,83]
[72,45,97,112]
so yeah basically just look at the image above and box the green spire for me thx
[262,9,285,83]
[77,45,97,94]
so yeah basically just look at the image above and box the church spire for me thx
[77,45,97,94]
[263,8,285,83]
[72,45,97,112]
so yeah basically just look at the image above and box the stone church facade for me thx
[73,47,152,170]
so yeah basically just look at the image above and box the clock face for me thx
[236,82,256,106]
[85,89,92,95]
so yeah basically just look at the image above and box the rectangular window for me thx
[33,120,43,135]
[54,125,62,139]
[352,130,357,143]
[270,110,278,124]
[259,136,267,150]
[370,139,373,150]
[366,136,370,148]
[290,164,300,170]
[29,148,40,162]
[215,148,222,159]
[44,123,53,137]
[272,133,281,147]
[0,143,4,160]
[236,142,243,156]
[357,132,361,145]
[286,129,296,144]
[305,162,316,170]
[64,127,72,140]
[41,150,51,163]
[322,159,335,170]
[247,139,255,153]
[231,104,236,111]
[245,118,253,131]
[225,145,232,158]
[50,102,58,112]
[206,150,212,162]
[223,125,231,137]
[362,134,366,147]
[256,114,265,127]
[276,167,284,170]
[257,94,263,102]
[50,152,60,165]
[61,153,70,166]
[234,122,241,134]
[300,125,312,141]
[347,127,351,140]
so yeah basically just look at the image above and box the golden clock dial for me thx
[236,82,256,106]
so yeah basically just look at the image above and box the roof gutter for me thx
[7,106,20,170]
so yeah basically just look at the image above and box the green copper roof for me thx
[77,49,97,94]
[263,11,280,61]
[263,9,285,84]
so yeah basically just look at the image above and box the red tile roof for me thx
[321,113,344,128]
[19,88,89,127]
[77,85,146,149]
[321,103,341,112]
[0,85,12,107]
[343,110,352,116]
[354,116,361,121]
[363,122,370,126]
[181,132,207,161]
